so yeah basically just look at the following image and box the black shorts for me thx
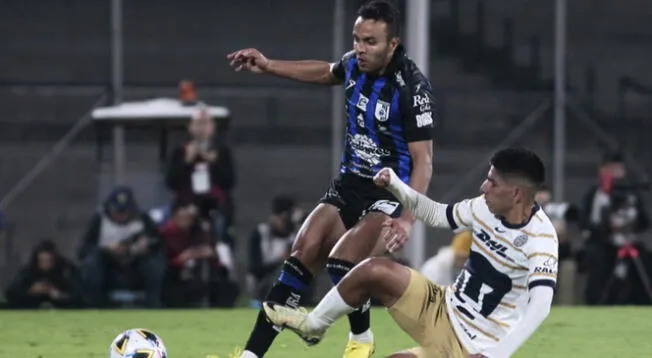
[319,173,403,229]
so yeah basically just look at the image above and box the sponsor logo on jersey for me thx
[534,266,557,275]
[356,93,369,111]
[375,100,390,122]
[543,256,558,267]
[347,134,390,166]
[413,94,430,107]
[475,229,509,260]
[416,112,433,128]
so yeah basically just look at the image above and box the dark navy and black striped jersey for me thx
[330,45,437,184]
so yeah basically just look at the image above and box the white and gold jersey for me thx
[443,195,558,353]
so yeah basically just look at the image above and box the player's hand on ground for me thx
[373,167,394,188]
[227,48,270,73]
[382,218,409,252]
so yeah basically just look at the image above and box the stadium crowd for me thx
[1,108,651,309]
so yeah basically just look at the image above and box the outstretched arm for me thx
[374,168,450,228]
[481,286,554,358]
[227,48,341,85]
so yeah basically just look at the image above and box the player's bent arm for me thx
[265,59,342,85]
[402,140,434,222]
[384,169,450,229]
[482,286,554,358]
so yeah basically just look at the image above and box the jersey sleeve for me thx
[400,71,437,142]
[445,196,481,232]
[330,51,356,81]
[525,235,559,290]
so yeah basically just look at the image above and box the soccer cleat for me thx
[262,301,324,346]
[227,346,242,358]
[343,340,376,358]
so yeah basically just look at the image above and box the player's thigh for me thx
[290,203,346,273]
[329,210,389,263]
[339,257,411,307]
[387,269,463,354]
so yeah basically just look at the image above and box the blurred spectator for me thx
[5,240,82,309]
[77,186,166,308]
[165,108,236,246]
[248,195,303,302]
[536,186,581,305]
[420,231,472,286]
[579,152,651,305]
[160,198,239,308]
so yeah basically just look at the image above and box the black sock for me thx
[326,258,371,335]
[244,257,313,356]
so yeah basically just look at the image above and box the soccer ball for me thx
[109,328,167,358]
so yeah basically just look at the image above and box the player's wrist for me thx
[263,58,274,73]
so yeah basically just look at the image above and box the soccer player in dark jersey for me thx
[227,1,436,357]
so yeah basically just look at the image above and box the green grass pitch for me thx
[0,307,649,357]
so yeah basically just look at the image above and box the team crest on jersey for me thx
[375,100,390,122]
[513,234,528,247]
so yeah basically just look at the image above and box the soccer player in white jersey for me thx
[263,148,557,358]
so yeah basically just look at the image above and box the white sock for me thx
[306,287,356,332]
[349,329,374,344]
[240,350,258,358]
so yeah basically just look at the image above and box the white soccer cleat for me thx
[262,301,324,346]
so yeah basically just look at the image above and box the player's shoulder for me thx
[397,57,432,92]
[340,50,356,62]
[520,209,559,249]
[331,50,357,74]
[462,195,490,216]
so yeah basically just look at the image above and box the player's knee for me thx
[290,230,324,265]
[358,257,393,283]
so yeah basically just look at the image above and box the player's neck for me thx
[375,56,394,76]
[502,202,536,227]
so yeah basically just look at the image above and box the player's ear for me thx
[389,37,399,53]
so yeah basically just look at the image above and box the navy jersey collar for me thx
[497,203,541,229]
[386,44,407,72]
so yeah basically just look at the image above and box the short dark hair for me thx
[357,0,402,38]
[491,148,545,188]
[272,195,295,215]
[601,150,624,165]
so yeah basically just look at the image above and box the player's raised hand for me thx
[226,48,270,73]
[373,167,394,188]
[382,218,409,253]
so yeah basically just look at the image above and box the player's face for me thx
[480,166,516,215]
[352,17,399,74]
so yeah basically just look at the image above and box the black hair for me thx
[601,150,624,165]
[171,197,195,212]
[490,148,545,188]
[357,0,402,38]
[272,195,295,215]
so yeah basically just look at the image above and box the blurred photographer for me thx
[579,152,650,305]
[535,186,581,304]
[78,186,166,308]
[248,196,305,304]
[166,107,236,246]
